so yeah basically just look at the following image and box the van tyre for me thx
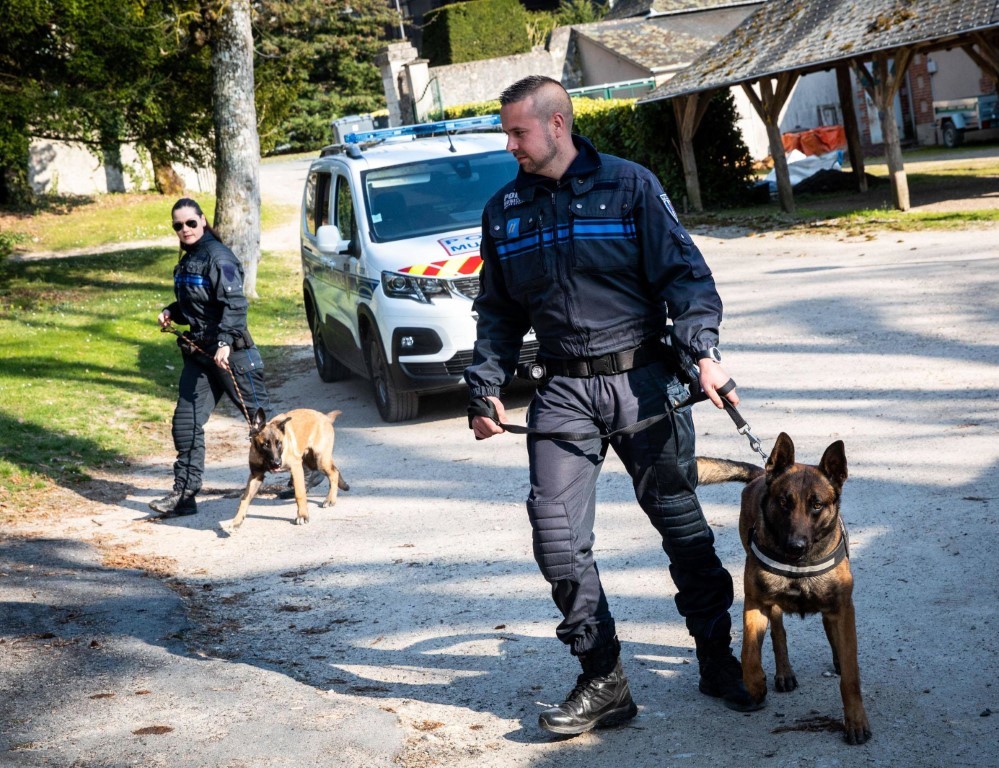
[366,335,418,422]
[311,320,350,383]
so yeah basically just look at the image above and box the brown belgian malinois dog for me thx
[698,432,871,745]
[230,407,349,530]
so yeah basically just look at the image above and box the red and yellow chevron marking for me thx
[400,255,483,278]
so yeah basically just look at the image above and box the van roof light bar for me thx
[343,114,501,144]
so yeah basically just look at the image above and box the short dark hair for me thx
[500,75,573,130]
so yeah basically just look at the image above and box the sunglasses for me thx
[172,219,200,231]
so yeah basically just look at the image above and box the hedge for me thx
[423,0,532,66]
[446,92,754,209]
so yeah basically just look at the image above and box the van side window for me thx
[305,171,332,236]
[334,174,358,245]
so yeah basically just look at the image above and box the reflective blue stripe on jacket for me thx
[165,231,251,347]
[464,135,722,400]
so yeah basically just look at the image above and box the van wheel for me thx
[941,122,964,148]
[312,321,350,382]
[366,335,419,422]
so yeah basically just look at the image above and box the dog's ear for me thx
[766,432,795,477]
[327,410,342,423]
[250,407,267,435]
[819,440,848,486]
[276,417,293,433]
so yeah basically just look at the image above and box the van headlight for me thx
[381,271,451,304]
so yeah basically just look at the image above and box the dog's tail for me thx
[696,457,764,485]
[326,410,343,423]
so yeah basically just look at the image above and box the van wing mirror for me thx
[316,224,348,254]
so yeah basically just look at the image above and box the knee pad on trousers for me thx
[645,493,719,569]
[528,500,574,581]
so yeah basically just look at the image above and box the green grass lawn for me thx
[0,216,305,519]
[1,193,297,253]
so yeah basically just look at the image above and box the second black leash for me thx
[473,379,768,460]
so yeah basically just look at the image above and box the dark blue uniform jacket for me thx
[465,135,723,400]
[165,231,252,349]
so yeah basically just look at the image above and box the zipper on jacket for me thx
[553,185,582,345]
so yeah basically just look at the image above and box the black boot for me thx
[695,635,763,712]
[538,639,638,735]
[149,489,198,517]
[277,470,325,500]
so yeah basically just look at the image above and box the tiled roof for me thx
[606,0,756,21]
[575,18,718,69]
[574,4,761,72]
[640,0,999,102]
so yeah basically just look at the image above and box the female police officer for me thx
[150,198,270,517]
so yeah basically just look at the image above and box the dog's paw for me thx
[843,715,872,745]
[320,499,337,509]
[773,673,798,693]
[294,517,309,526]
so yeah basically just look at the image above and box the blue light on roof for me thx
[343,115,501,144]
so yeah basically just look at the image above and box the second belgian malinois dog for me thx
[230,408,349,530]
[698,432,871,745]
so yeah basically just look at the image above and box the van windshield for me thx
[362,151,518,242]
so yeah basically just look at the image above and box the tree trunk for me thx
[101,136,126,193]
[148,140,186,196]
[210,0,261,298]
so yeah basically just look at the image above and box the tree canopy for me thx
[253,0,398,154]
[0,0,397,204]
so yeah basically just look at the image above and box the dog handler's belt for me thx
[538,341,664,378]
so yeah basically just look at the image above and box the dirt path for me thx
[2,159,998,767]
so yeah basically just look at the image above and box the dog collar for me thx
[749,520,849,579]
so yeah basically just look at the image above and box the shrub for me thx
[423,0,533,66]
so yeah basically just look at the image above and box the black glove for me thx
[467,396,498,429]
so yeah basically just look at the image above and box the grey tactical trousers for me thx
[525,360,735,656]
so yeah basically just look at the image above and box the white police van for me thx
[300,115,537,422]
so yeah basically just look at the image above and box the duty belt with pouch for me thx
[525,339,666,381]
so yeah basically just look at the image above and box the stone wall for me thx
[379,28,574,124]
[29,139,213,196]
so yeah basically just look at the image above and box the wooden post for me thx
[742,71,798,214]
[672,93,712,212]
[836,64,867,192]
[854,50,913,211]
[963,32,999,89]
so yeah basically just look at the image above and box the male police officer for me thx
[465,76,756,735]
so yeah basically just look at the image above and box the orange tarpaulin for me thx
[782,125,847,156]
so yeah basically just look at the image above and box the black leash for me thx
[473,378,768,458]
[718,391,770,462]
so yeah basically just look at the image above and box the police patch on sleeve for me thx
[222,263,238,282]
[659,193,679,224]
